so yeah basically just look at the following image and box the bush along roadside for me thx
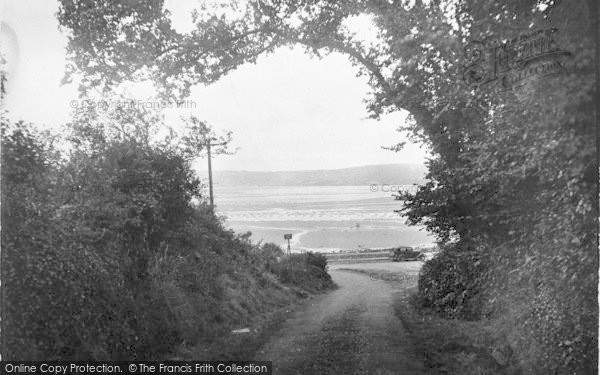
[1,119,335,360]
[409,235,596,374]
[417,243,485,321]
[270,252,336,294]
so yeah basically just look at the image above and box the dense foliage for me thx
[271,252,335,293]
[418,244,484,320]
[49,0,598,371]
[0,111,331,359]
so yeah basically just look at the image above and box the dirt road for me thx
[257,263,425,374]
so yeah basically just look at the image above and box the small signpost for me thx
[283,234,293,273]
[284,234,292,256]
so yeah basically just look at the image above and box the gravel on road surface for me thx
[257,265,425,374]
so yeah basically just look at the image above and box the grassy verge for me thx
[174,253,336,360]
[176,298,302,360]
[394,290,522,375]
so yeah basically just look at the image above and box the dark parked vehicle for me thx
[391,247,425,261]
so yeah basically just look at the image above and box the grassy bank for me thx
[176,252,337,360]
[1,120,335,360]
[395,290,521,375]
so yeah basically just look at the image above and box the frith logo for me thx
[462,28,572,90]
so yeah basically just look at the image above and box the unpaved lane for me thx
[329,260,423,273]
[257,268,425,374]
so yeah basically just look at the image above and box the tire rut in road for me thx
[297,304,368,375]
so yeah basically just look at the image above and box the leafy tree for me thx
[0,99,236,358]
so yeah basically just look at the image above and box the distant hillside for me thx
[201,164,427,186]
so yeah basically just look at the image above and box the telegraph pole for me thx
[205,138,226,211]
[207,142,214,209]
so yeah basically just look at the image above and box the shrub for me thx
[258,242,285,272]
[272,252,334,292]
[418,244,484,320]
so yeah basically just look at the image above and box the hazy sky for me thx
[1,0,428,172]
